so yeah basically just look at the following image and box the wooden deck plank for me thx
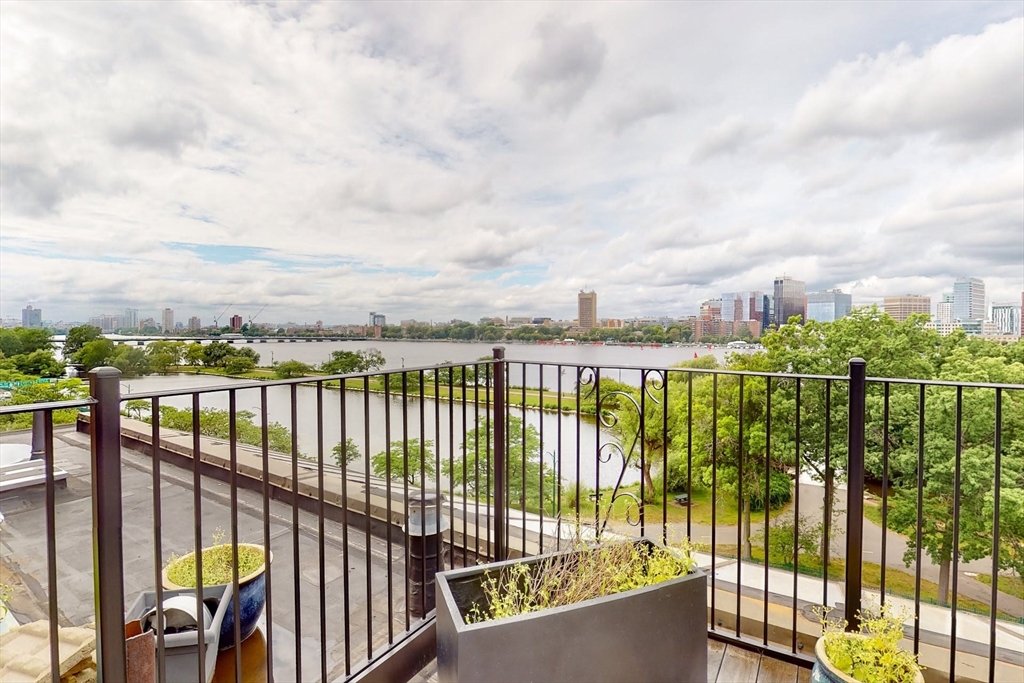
[796,664,812,683]
[754,655,798,683]
[707,639,727,682]
[715,645,761,683]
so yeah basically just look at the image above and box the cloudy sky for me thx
[1,1,1022,325]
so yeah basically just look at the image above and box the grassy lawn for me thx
[976,573,1024,601]
[703,543,1016,621]
[560,483,790,528]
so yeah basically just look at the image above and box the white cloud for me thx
[789,17,1024,143]
[0,2,1022,324]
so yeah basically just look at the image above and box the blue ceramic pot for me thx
[164,543,271,651]
[217,570,266,650]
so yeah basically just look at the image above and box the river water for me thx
[115,342,752,490]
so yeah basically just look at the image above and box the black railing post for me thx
[492,347,506,561]
[90,367,127,682]
[845,358,867,631]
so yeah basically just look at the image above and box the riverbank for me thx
[161,366,588,414]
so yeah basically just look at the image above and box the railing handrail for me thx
[0,397,95,415]
[119,360,501,400]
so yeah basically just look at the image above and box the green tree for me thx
[184,343,206,367]
[321,348,386,375]
[224,356,256,374]
[13,349,65,377]
[111,346,151,377]
[75,339,117,370]
[444,415,559,515]
[388,371,421,393]
[888,348,1024,602]
[332,438,362,467]
[274,360,315,379]
[156,406,296,455]
[371,439,436,485]
[63,325,102,359]
[201,341,234,367]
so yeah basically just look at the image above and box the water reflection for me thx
[126,374,638,489]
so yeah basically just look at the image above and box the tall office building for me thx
[578,290,597,329]
[161,308,174,333]
[369,312,386,327]
[806,290,853,323]
[936,293,954,323]
[720,292,765,323]
[188,316,202,331]
[21,305,42,328]
[884,295,931,322]
[124,308,138,330]
[229,314,243,331]
[773,276,805,325]
[991,303,1021,336]
[953,278,985,321]
[720,293,745,321]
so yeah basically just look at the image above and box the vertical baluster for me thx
[90,368,127,683]
[260,387,274,683]
[556,365,563,551]
[763,376,771,646]
[594,368,601,532]
[151,397,166,682]
[460,367,468,565]
[880,382,890,600]
[472,364,481,561]
[737,375,744,638]
[285,384,302,676]
[229,391,242,682]
[419,369,427,617]
[191,394,207,682]
[339,388,351,676]
[687,372,693,541]
[711,373,718,631]
[823,379,832,611]
[662,371,669,545]
[949,386,963,681]
[402,373,410,629]
[914,384,924,655]
[316,381,327,682]
[492,348,506,562]
[42,411,59,683]
[363,375,373,659]
[539,364,545,552]
[448,370,456,559]
[845,360,866,631]
[988,388,1002,683]
[791,379,801,653]
[384,374,394,643]
[521,363,527,556]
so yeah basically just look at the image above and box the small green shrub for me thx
[166,530,266,587]
[465,540,696,623]
[817,604,922,683]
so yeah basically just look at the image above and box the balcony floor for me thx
[411,640,812,683]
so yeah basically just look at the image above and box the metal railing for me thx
[0,353,1020,683]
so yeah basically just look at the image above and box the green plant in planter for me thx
[815,604,923,683]
[165,529,265,587]
[467,540,696,623]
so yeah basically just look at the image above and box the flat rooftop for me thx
[0,426,416,681]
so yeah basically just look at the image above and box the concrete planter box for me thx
[436,546,708,683]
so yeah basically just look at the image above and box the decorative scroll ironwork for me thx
[595,386,644,536]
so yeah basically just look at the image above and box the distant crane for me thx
[212,303,232,328]
[247,304,268,330]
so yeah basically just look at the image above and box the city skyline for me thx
[1,3,1022,323]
